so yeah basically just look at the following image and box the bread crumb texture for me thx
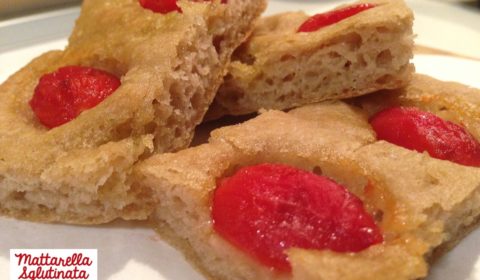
[207,0,414,119]
[0,0,266,224]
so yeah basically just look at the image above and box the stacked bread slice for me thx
[0,0,266,224]
[208,0,414,119]
[136,74,480,280]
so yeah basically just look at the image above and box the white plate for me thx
[1,2,480,280]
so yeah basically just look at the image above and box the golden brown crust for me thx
[0,0,266,224]
[354,73,480,140]
[137,75,480,280]
[207,0,414,119]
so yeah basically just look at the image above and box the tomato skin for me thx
[139,0,181,14]
[30,66,120,129]
[298,3,376,33]
[212,163,383,271]
[139,0,227,14]
[370,106,480,167]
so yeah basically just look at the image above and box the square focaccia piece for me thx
[207,0,414,119]
[136,76,480,279]
[0,0,266,224]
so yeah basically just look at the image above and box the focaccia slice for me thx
[0,0,266,224]
[207,0,414,119]
[136,75,480,280]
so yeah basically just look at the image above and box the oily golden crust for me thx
[137,75,480,279]
[355,73,480,140]
[207,0,414,119]
[0,0,266,224]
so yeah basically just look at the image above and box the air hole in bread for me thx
[240,54,256,65]
[376,26,390,33]
[373,209,384,223]
[280,54,295,62]
[376,50,393,67]
[191,91,205,113]
[376,74,393,85]
[221,87,245,106]
[11,191,26,201]
[266,78,274,86]
[344,61,352,69]
[115,120,133,139]
[282,73,295,82]
[123,203,143,213]
[169,82,185,109]
[328,51,341,59]
[344,32,362,51]
[312,166,323,175]
[223,73,234,82]
[213,35,225,55]
[329,32,362,51]
[38,204,50,212]
[232,44,256,65]
[357,54,367,67]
